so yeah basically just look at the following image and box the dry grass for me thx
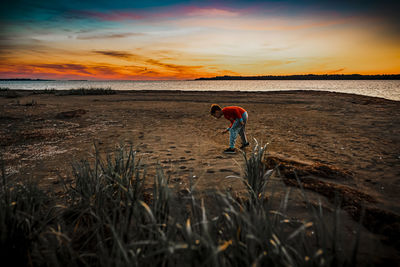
[0,143,368,266]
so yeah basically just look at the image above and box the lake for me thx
[1,80,399,101]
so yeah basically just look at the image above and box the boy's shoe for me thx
[240,142,250,149]
[223,147,236,154]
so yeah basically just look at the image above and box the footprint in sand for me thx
[141,144,148,149]
[206,169,215,173]
[180,156,186,160]
[170,146,176,149]
[179,166,187,170]
[185,150,191,153]
[166,153,172,156]
[138,132,144,139]
[220,169,240,175]
[215,155,224,159]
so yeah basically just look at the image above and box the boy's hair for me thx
[210,104,222,115]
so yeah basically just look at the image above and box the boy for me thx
[210,104,249,154]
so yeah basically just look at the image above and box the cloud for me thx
[30,63,93,75]
[92,50,137,59]
[262,60,296,67]
[173,15,357,32]
[91,49,206,74]
[73,10,144,21]
[0,58,239,80]
[71,5,242,22]
[77,32,145,40]
[183,7,239,17]
[328,68,345,74]
[146,59,202,74]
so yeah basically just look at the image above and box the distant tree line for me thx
[196,74,400,80]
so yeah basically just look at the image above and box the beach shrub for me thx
[0,89,20,98]
[57,87,116,96]
[0,157,53,266]
[32,89,57,94]
[44,88,57,94]
[0,143,361,266]
[242,141,273,206]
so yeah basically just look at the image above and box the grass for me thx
[56,87,116,96]
[31,88,116,95]
[0,87,116,97]
[0,156,54,265]
[31,88,57,94]
[0,143,362,266]
[0,89,20,98]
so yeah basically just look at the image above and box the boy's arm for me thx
[222,108,234,129]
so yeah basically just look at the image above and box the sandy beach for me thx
[1,89,399,263]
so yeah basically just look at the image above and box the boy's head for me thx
[210,104,223,118]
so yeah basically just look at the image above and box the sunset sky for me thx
[1,0,399,80]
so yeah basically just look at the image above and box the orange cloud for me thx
[328,68,345,74]
[92,50,137,59]
[0,58,239,80]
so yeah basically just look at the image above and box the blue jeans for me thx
[229,112,248,148]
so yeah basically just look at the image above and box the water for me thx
[1,80,399,101]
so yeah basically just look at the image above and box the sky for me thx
[1,0,399,80]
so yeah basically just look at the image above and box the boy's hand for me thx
[221,129,229,134]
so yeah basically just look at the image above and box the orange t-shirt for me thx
[222,106,247,128]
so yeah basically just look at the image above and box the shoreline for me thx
[2,88,400,103]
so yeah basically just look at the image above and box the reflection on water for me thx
[1,80,399,101]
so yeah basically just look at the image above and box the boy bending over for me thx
[210,104,249,154]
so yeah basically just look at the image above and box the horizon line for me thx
[1,73,400,82]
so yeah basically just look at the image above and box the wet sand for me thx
[1,90,399,263]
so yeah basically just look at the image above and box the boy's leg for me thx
[239,112,248,144]
[239,124,248,144]
[229,120,240,148]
